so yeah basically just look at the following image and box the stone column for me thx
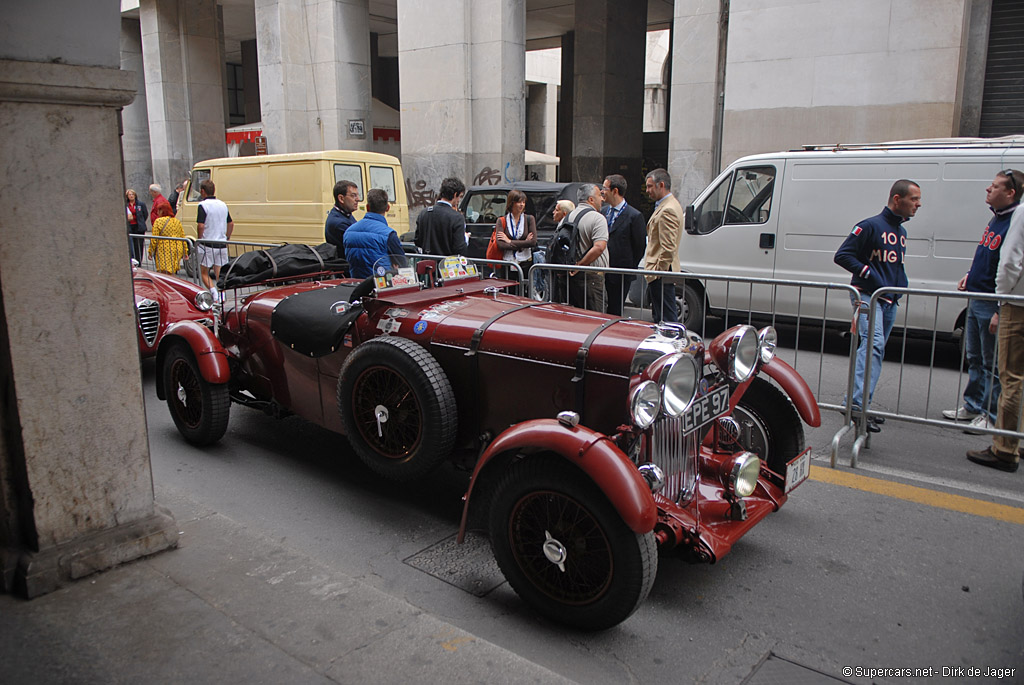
[121,17,153,194]
[397,0,524,209]
[255,0,372,153]
[140,0,227,189]
[571,0,647,199]
[668,0,726,204]
[527,83,558,181]
[0,4,177,598]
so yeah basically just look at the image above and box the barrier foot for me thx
[851,433,869,468]
[829,423,853,468]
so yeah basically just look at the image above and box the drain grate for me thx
[743,654,854,685]
[403,532,506,597]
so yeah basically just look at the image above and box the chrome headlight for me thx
[660,353,699,417]
[630,380,661,430]
[758,326,777,365]
[729,326,759,383]
[725,451,761,497]
[194,290,214,312]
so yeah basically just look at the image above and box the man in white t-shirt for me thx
[196,179,233,294]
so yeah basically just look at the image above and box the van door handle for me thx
[759,233,775,249]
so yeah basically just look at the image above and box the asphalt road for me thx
[141,325,1024,684]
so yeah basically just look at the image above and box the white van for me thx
[678,138,1024,339]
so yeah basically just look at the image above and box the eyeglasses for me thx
[1003,170,1019,197]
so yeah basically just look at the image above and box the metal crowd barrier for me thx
[407,253,526,295]
[128,233,194,275]
[850,286,1024,467]
[528,262,864,464]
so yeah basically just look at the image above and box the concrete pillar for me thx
[139,0,227,189]
[397,0,525,210]
[667,0,725,205]
[0,3,177,598]
[571,0,647,198]
[121,17,153,194]
[241,39,262,124]
[255,0,372,153]
[557,32,574,183]
[527,83,558,181]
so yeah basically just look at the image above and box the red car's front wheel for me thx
[163,344,230,446]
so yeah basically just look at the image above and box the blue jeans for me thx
[963,298,1000,421]
[850,292,897,410]
[648,278,678,323]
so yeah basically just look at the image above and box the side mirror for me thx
[685,205,697,234]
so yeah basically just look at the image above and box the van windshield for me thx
[693,166,775,234]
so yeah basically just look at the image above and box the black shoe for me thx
[852,415,881,433]
[966,447,1019,473]
[873,416,885,425]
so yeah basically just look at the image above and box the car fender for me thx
[155,320,230,399]
[759,357,821,427]
[457,419,657,541]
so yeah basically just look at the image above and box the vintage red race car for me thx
[133,266,214,358]
[153,255,820,629]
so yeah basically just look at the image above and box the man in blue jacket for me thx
[944,171,1020,435]
[344,188,407,279]
[834,179,922,430]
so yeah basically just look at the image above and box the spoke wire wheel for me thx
[338,336,456,481]
[508,489,613,605]
[161,344,230,446]
[351,365,422,459]
[489,458,657,630]
[170,355,203,430]
[733,376,804,475]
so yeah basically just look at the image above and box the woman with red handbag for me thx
[491,189,537,281]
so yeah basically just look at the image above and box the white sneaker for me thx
[942,406,978,421]
[963,414,994,435]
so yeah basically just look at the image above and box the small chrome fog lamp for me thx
[194,290,214,312]
[724,451,761,498]
[630,380,661,430]
[758,326,778,365]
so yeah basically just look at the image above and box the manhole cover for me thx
[743,654,853,685]
[403,532,505,597]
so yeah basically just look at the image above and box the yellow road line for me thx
[809,465,1024,525]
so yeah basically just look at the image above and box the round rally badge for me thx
[376,265,387,276]
[413,320,428,335]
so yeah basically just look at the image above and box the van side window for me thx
[188,169,211,202]
[692,166,776,234]
[369,166,396,202]
[333,164,364,199]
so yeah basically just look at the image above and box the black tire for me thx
[337,336,456,481]
[163,344,230,445]
[732,376,804,476]
[679,282,705,333]
[488,458,658,630]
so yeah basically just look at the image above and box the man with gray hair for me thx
[643,168,682,323]
[148,182,173,225]
[565,183,609,312]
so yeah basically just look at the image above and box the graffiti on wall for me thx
[405,165,512,209]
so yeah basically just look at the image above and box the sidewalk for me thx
[0,490,575,685]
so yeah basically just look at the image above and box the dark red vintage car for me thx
[153,255,820,629]
[133,266,214,358]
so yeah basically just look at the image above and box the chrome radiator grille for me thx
[136,299,160,346]
[650,416,697,503]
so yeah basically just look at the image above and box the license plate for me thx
[680,385,730,434]
[784,448,811,493]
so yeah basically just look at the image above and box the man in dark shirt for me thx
[834,179,921,429]
[414,177,468,256]
[601,174,647,316]
[325,180,359,257]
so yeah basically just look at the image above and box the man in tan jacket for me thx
[643,168,682,322]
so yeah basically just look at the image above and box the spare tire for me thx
[337,336,457,481]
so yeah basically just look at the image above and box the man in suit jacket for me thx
[414,177,469,256]
[643,168,682,323]
[601,174,647,316]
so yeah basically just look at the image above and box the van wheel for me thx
[679,283,705,333]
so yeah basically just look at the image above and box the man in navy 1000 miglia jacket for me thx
[834,179,922,431]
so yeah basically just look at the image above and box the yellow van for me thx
[178,150,409,246]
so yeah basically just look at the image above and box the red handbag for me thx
[486,217,505,261]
